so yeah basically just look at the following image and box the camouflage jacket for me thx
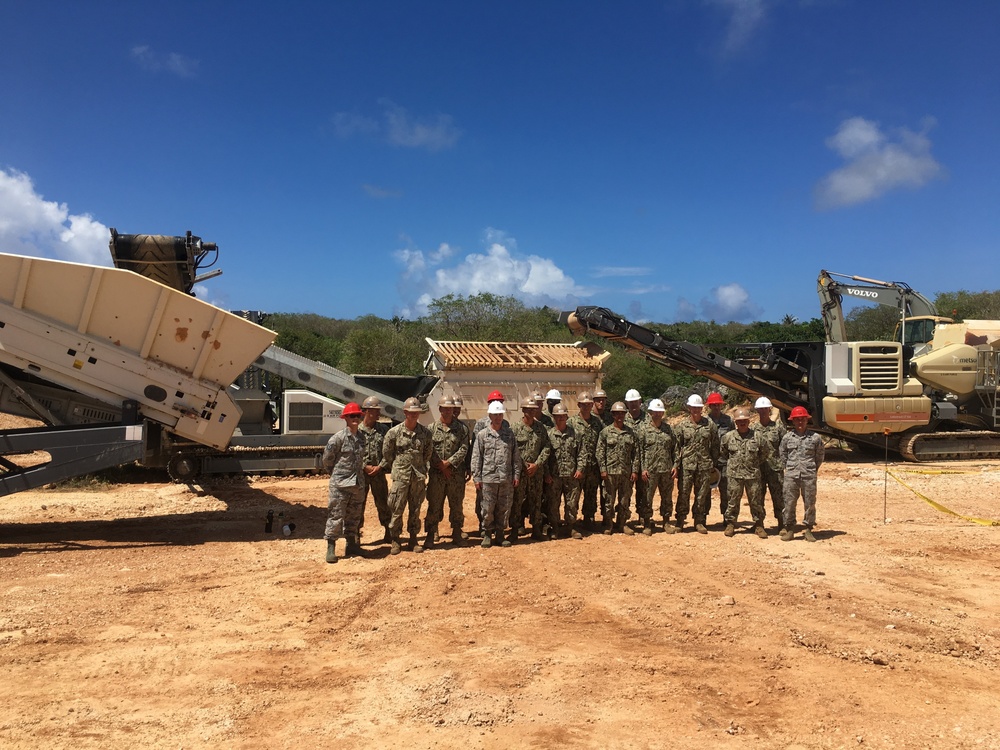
[569,413,604,472]
[755,418,787,472]
[673,417,720,472]
[720,428,769,480]
[596,423,639,476]
[511,419,552,467]
[322,428,366,489]
[779,430,825,479]
[625,409,647,430]
[547,423,583,478]
[709,412,734,465]
[359,421,389,469]
[471,424,522,484]
[429,419,469,475]
[379,422,433,482]
[638,420,676,474]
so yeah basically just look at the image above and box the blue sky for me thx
[2,1,997,326]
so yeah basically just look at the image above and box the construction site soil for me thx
[2,414,998,749]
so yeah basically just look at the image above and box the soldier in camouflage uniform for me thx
[706,392,734,520]
[322,402,367,563]
[472,390,509,530]
[593,389,614,427]
[672,394,720,534]
[425,396,470,549]
[511,397,552,541]
[780,406,825,542]
[596,401,640,534]
[569,391,604,529]
[721,408,770,539]
[537,389,558,429]
[546,403,584,539]
[624,389,648,519]
[358,396,391,544]
[379,397,433,555]
[754,396,786,531]
[638,399,676,535]
[471,400,522,548]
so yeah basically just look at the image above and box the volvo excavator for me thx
[561,273,1000,462]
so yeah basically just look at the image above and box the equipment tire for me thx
[167,454,201,482]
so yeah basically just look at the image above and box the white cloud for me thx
[0,168,110,265]
[593,266,652,277]
[678,282,762,322]
[333,100,461,152]
[707,0,769,57]
[362,183,401,199]
[815,116,944,209]
[393,230,592,317]
[131,45,198,77]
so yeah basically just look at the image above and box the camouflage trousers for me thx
[360,472,389,532]
[725,476,765,525]
[633,474,647,519]
[547,475,581,525]
[512,469,546,530]
[762,465,785,525]
[426,470,467,533]
[677,467,713,525]
[579,467,601,520]
[387,474,427,538]
[644,471,674,522]
[479,481,513,534]
[325,484,365,540]
[782,474,818,530]
[602,474,634,522]
[713,463,728,518]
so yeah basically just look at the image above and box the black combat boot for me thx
[325,540,338,564]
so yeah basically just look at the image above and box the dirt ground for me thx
[2,444,999,749]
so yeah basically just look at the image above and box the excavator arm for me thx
[817,269,945,346]
[560,307,816,413]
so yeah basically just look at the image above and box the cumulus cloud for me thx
[131,45,198,77]
[0,168,110,265]
[814,116,944,209]
[393,229,593,317]
[677,282,762,322]
[332,99,461,152]
[707,0,769,57]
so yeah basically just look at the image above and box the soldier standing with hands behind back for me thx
[672,394,720,534]
[322,402,367,564]
[380,397,433,555]
[780,406,825,542]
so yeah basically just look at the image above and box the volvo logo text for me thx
[846,288,880,299]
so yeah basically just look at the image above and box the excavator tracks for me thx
[899,431,1000,462]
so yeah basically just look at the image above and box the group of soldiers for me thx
[319,387,824,564]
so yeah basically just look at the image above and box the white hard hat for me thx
[487,401,506,415]
[545,389,561,401]
[625,389,641,402]
[648,399,665,412]
[754,396,772,409]
[686,394,704,408]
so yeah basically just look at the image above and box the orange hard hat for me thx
[706,392,724,405]
[790,406,811,419]
[341,402,363,418]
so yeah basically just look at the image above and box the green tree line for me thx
[266,289,999,405]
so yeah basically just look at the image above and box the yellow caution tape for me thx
[886,469,1000,526]
[892,468,976,476]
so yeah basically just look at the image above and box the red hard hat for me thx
[487,390,505,402]
[341,402,363,418]
[789,406,811,419]
[706,392,724,405]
